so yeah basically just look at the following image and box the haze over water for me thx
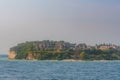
[0,0,120,54]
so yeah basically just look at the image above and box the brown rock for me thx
[8,51,17,59]
[26,52,35,60]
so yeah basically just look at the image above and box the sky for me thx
[0,0,120,54]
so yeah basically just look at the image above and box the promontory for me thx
[8,40,120,60]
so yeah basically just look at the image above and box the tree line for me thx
[9,40,120,60]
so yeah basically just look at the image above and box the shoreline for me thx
[5,59,120,62]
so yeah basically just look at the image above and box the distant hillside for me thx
[8,40,120,60]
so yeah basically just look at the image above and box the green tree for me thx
[80,52,87,60]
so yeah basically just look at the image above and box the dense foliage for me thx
[10,40,120,60]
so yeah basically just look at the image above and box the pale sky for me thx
[0,0,120,54]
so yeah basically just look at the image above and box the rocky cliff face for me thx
[8,51,17,59]
[8,51,35,60]
[26,52,35,60]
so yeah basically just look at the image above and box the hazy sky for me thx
[0,0,120,54]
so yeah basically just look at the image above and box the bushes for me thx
[10,40,120,60]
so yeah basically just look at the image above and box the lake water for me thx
[0,55,120,80]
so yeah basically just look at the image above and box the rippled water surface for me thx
[0,59,120,80]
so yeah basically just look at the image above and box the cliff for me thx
[8,51,17,59]
[26,52,35,60]
[8,51,36,60]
